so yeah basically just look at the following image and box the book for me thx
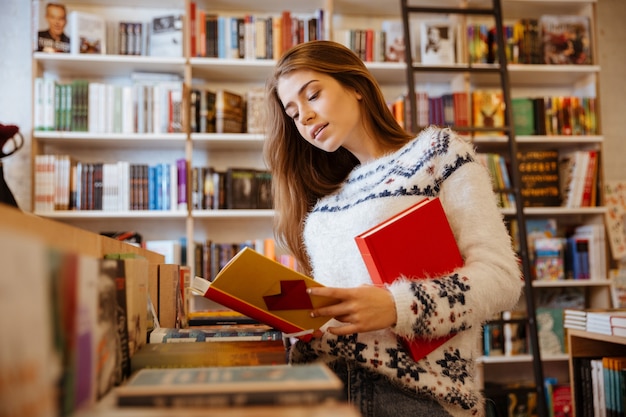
[36,3,71,53]
[483,319,504,356]
[471,90,505,136]
[572,357,595,417]
[0,231,58,416]
[420,20,456,65]
[74,254,99,410]
[604,181,626,260]
[215,89,245,133]
[158,263,182,329]
[551,384,573,417]
[149,325,283,343]
[511,97,536,135]
[567,235,591,280]
[121,257,149,357]
[611,326,626,337]
[540,15,592,65]
[246,87,265,134]
[609,314,626,328]
[536,307,565,354]
[517,150,561,207]
[190,247,338,342]
[149,14,184,57]
[573,223,607,281]
[381,20,405,62]
[563,309,587,331]
[96,258,131,399]
[586,311,626,335]
[145,239,182,265]
[225,167,258,209]
[354,197,463,362]
[129,340,287,372]
[502,310,528,356]
[68,11,106,54]
[533,237,567,280]
[116,363,343,407]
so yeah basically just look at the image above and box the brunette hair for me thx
[264,40,412,274]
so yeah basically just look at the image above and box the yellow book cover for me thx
[472,90,505,136]
[191,247,337,341]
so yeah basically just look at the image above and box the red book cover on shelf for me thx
[354,197,464,361]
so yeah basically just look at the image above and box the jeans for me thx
[327,359,453,417]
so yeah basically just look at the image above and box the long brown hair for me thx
[264,40,412,275]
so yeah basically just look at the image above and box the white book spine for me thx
[121,86,134,134]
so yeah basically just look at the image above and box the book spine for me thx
[117,388,341,407]
[354,238,383,285]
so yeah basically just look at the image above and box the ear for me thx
[354,89,363,101]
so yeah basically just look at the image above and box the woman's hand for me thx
[308,285,397,336]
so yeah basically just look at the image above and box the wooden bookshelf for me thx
[567,329,626,417]
[0,202,164,263]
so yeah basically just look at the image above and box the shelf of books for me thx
[567,328,626,417]
[29,2,613,413]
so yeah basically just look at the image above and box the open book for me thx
[355,197,464,361]
[190,247,337,341]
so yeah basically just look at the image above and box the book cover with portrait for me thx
[420,20,456,65]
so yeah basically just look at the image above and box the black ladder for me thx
[399,1,548,416]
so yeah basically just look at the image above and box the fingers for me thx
[326,323,358,336]
[307,285,397,335]
[307,286,347,299]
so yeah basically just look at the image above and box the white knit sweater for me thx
[292,127,523,417]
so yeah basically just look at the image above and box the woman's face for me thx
[277,69,366,155]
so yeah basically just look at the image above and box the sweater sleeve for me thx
[387,129,523,341]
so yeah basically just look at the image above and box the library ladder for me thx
[399,1,548,416]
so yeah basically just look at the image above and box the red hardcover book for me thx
[190,247,337,342]
[354,197,464,361]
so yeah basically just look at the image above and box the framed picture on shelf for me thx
[420,20,455,65]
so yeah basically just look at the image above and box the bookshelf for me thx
[398,1,609,416]
[567,329,626,417]
[30,0,414,273]
[30,0,611,405]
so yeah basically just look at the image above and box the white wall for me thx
[1,0,625,211]
[1,0,34,210]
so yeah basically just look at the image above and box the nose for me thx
[300,108,315,125]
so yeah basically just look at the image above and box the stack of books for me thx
[564,309,626,337]
[563,309,587,331]
[586,310,626,337]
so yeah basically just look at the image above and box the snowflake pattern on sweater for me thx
[293,127,523,417]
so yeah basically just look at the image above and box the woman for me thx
[264,40,522,417]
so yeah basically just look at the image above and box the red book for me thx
[354,197,464,361]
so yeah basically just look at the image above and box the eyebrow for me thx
[283,79,319,112]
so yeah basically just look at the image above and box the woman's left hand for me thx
[307,285,397,336]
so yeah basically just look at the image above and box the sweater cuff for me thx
[387,279,418,336]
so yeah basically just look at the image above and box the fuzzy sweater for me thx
[291,127,523,417]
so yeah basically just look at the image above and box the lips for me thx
[310,123,328,140]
